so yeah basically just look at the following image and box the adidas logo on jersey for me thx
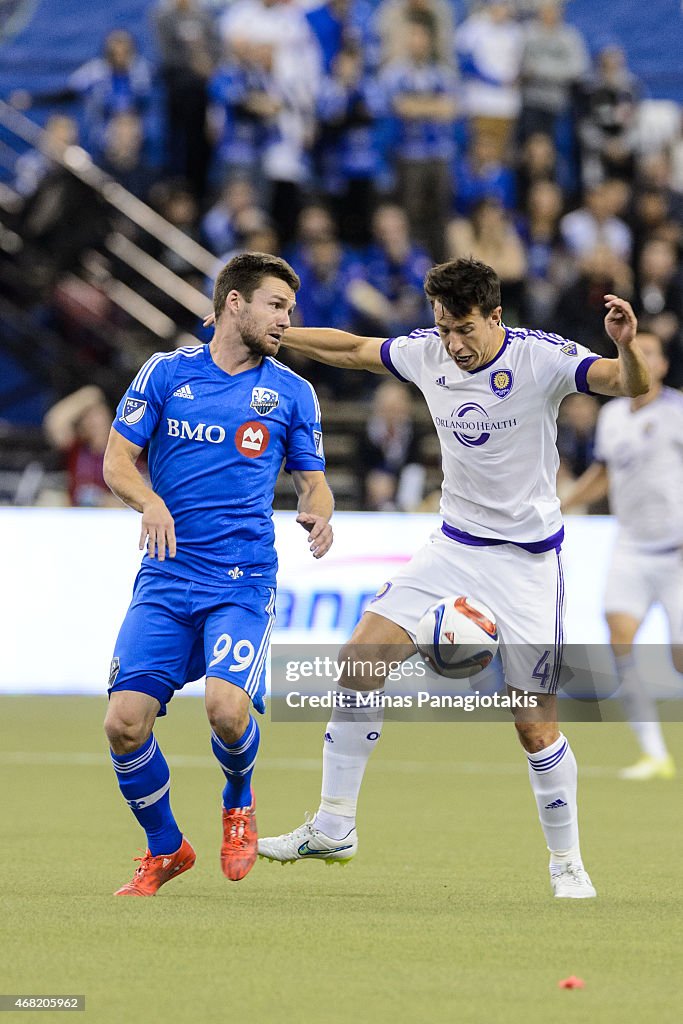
[173,384,194,399]
[435,376,448,387]
[544,798,568,810]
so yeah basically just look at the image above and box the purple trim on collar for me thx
[575,354,601,394]
[441,521,564,554]
[380,338,410,382]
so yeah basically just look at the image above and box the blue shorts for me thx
[108,565,276,716]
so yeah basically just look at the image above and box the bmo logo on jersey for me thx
[167,419,226,443]
[235,420,271,458]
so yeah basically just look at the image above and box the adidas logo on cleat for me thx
[173,384,194,399]
[544,798,568,810]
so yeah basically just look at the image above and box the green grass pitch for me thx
[1,695,681,1024]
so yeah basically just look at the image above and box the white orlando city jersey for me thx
[381,326,600,550]
[594,388,683,551]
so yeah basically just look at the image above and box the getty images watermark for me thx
[272,649,539,721]
[269,643,683,722]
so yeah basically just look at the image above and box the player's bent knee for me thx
[104,710,152,753]
[205,680,250,742]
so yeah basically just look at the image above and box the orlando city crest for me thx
[489,369,513,399]
[250,386,279,415]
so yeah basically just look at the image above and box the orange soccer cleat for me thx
[221,796,257,881]
[114,837,196,896]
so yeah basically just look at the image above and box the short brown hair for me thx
[424,257,501,319]
[213,252,300,320]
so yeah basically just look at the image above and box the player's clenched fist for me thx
[140,495,176,561]
[604,294,638,348]
[296,513,333,558]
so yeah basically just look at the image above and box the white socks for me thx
[526,733,582,861]
[615,653,669,760]
[314,689,384,840]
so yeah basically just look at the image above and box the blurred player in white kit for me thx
[563,331,683,779]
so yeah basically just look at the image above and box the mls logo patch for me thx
[119,397,147,426]
[313,429,324,458]
[561,342,578,356]
[108,657,120,687]
[489,369,513,399]
[250,387,279,416]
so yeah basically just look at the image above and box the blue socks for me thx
[110,734,182,856]
[211,716,260,810]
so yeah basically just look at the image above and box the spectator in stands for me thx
[357,379,425,511]
[100,112,155,199]
[519,179,571,325]
[632,238,683,386]
[381,12,458,259]
[348,202,432,336]
[454,129,516,215]
[456,0,524,161]
[12,30,152,160]
[556,392,601,504]
[200,178,262,255]
[12,116,78,199]
[316,44,388,246]
[44,386,120,508]
[553,243,633,356]
[560,180,632,262]
[579,44,641,187]
[220,0,322,243]
[519,1,589,143]
[306,0,380,73]
[515,130,560,208]
[376,0,455,68]
[65,30,152,158]
[154,0,220,203]
[146,182,201,281]
[447,197,527,319]
[289,236,365,395]
[208,44,280,195]
[284,201,338,267]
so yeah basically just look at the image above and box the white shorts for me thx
[369,528,565,694]
[604,535,683,642]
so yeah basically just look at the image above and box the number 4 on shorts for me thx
[532,649,551,688]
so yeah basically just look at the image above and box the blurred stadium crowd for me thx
[1,0,683,511]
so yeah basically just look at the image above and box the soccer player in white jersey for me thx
[208,257,648,897]
[563,332,683,780]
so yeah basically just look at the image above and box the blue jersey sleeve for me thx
[284,380,326,473]
[113,353,171,447]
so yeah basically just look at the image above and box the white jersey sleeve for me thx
[380,329,437,385]
[525,333,601,401]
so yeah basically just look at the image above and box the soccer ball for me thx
[416,596,499,678]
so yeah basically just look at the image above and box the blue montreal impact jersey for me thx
[114,344,325,586]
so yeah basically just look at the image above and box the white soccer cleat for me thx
[550,860,597,899]
[618,755,676,781]
[257,816,358,866]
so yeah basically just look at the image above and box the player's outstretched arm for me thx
[292,470,334,558]
[203,311,389,373]
[103,428,176,561]
[586,295,650,397]
[560,462,609,515]
[282,327,390,373]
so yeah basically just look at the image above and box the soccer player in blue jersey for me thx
[103,252,333,896]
